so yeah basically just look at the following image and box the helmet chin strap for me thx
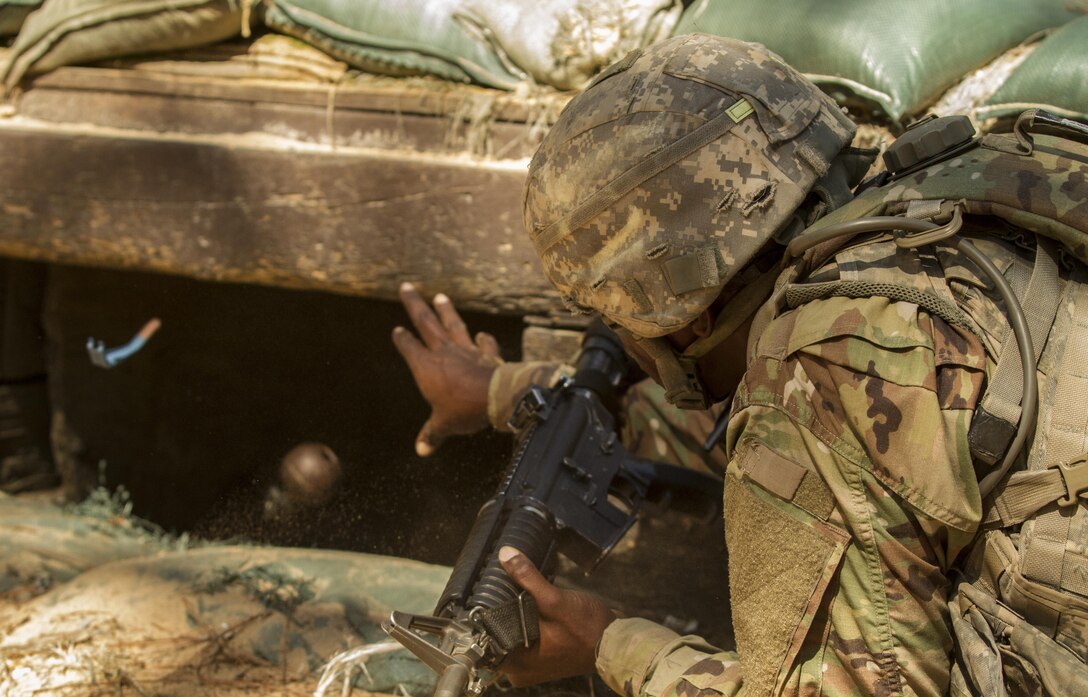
[629,266,781,410]
[635,335,708,409]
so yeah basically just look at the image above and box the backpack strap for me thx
[983,457,1088,527]
[969,238,1063,465]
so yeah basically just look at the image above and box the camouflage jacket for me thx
[488,362,727,475]
[592,229,1044,696]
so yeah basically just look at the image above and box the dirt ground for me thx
[1,482,729,697]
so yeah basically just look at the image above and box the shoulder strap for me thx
[809,125,1088,265]
[969,238,1063,466]
[983,457,1088,527]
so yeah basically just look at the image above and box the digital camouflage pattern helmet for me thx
[524,33,857,339]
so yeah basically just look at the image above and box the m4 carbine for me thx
[384,321,722,697]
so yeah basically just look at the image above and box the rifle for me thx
[384,320,723,697]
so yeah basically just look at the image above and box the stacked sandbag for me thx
[0,0,39,36]
[258,0,681,91]
[977,14,1088,123]
[0,0,250,93]
[454,0,681,90]
[0,545,448,695]
[674,0,1075,123]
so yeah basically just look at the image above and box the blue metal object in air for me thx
[86,318,161,369]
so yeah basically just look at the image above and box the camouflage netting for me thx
[0,494,448,696]
[674,0,1075,123]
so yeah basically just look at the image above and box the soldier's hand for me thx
[392,282,503,457]
[498,546,618,686]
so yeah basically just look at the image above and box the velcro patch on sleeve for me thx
[737,442,835,520]
[724,475,848,696]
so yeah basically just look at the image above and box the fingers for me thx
[499,546,562,610]
[399,282,449,349]
[415,416,448,458]
[433,293,474,350]
[391,325,425,370]
[475,331,501,359]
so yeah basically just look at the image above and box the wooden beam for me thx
[0,120,562,315]
[16,65,564,159]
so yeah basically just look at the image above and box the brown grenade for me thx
[278,442,342,507]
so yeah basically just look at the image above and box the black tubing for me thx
[786,216,926,259]
[959,238,1037,497]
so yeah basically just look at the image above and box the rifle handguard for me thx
[476,593,540,653]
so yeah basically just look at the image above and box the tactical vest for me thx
[754,111,1088,696]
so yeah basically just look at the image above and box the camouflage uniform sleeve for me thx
[487,363,729,478]
[620,378,728,476]
[596,618,742,697]
[720,296,989,696]
[486,361,573,432]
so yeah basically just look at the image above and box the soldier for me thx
[469,33,1085,697]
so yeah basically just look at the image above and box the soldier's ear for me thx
[692,309,714,338]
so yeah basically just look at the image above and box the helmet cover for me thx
[524,33,856,338]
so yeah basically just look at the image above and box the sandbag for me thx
[0,0,248,94]
[0,0,40,36]
[0,493,171,601]
[258,0,681,91]
[454,0,680,90]
[0,545,448,696]
[258,0,523,89]
[674,0,1075,122]
[978,15,1088,123]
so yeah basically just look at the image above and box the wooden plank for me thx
[27,65,556,122]
[0,121,562,316]
[17,66,565,158]
[17,85,542,156]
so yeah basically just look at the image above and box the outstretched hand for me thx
[498,546,618,686]
[392,282,503,457]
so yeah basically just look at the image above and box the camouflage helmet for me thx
[524,34,857,340]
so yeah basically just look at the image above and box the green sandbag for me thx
[674,0,1075,123]
[978,15,1088,123]
[259,0,525,89]
[259,0,682,91]
[0,494,170,597]
[453,0,681,90]
[0,0,40,36]
[1,545,448,695]
[0,0,247,94]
